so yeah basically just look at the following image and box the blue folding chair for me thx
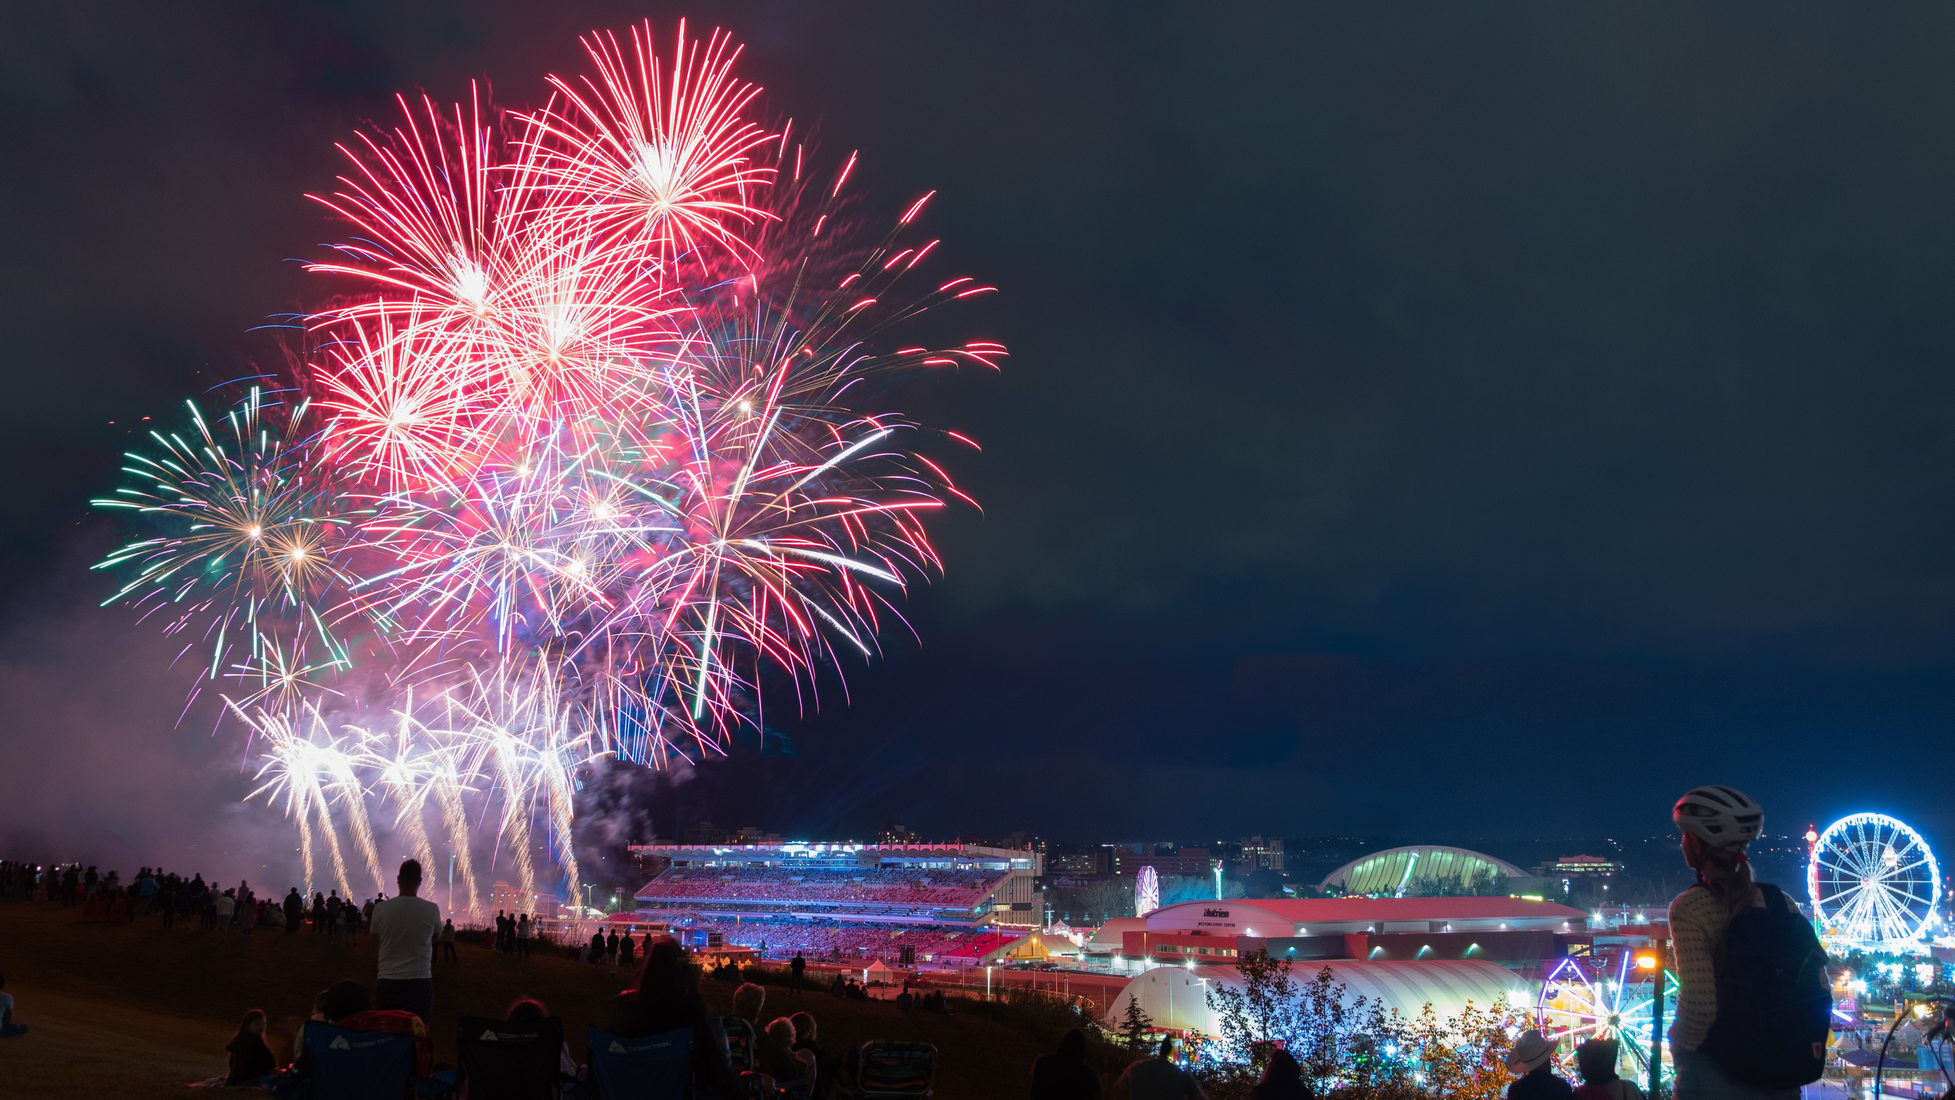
[587,1026,692,1100]
[852,1040,936,1098]
[300,1020,417,1100]
[720,1016,758,1072]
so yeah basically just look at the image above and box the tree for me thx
[1407,996,1524,1100]
[1202,950,1525,1100]
[1162,874,1246,906]
[1205,951,1355,1090]
[1119,995,1155,1051]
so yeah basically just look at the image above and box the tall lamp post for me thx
[1637,947,1665,1098]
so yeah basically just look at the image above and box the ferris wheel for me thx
[1809,813,1941,952]
[1537,954,1677,1077]
[1136,866,1160,918]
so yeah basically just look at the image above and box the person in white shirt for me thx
[369,860,443,1020]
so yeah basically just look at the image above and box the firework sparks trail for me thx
[430,759,481,915]
[242,704,359,898]
[354,705,440,875]
[96,19,1003,912]
[323,742,387,899]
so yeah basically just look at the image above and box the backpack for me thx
[1699,882,1833,1087]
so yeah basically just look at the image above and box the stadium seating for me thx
[635,866,1008,913]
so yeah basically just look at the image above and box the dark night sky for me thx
[5,4,1955,864]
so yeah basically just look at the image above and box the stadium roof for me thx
[1156,896,1579,924]
[1137,895,1584,937]
[1317,845,1528,895]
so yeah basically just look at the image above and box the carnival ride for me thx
[1809,813,1941,953]
[1536,953,1677,1078]
[1136,866,1161,918]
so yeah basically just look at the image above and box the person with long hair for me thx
[1669,785,1796,1100]
[607,936,734,1092]
[224,1009,276,1085]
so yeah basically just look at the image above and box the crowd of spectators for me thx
[638,865,1007,911]
[3,853,1093,1096]
[705,919,984,962]
[0,857,398,940]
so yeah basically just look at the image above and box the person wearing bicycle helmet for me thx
[1668,785,1796,1100]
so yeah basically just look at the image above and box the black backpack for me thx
[1699,882,1834,1087]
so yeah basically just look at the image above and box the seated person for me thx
[608,938,734,1094]
[506,998,582,1084]
[0,973,24,1038]
[789,1011,838,1099]
[306,979,435,1077]
[763,1017,814,1086]
[226,1009,276,1085]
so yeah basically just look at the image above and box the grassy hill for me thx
[0,900,1099,1098]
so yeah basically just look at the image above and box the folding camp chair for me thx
[457,1015,565,1100]
[720,1015,758,1072]
[587,1026,692,1100]
[852,1040,936,1098]
[299,1020,417,1100]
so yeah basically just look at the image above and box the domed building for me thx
[1317,845,1530,897]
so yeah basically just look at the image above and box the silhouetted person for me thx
[226,1010,275,1085]
[1032,1028,1099,1100]
[370,860,441,1021]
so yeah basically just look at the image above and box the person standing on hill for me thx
[369,860,442,1021]
[1572,1039,1644,1100]
[283,888,303,935]
[1032,1028,1100,1099]
[1668,786,1830,1100]
[1505,1030,1572,1100]
[1110,1037,1204,1100]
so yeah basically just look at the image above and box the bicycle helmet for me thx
[1673,785,1764,849]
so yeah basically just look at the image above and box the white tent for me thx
[1105,959,1531,1035]
[863,959,896,983]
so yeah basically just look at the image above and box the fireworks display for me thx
[94,20,1000,911]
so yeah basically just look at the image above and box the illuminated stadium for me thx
[1318,845,1529,897]
[627,842,1043,963]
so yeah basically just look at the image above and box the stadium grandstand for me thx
[1317,845,1532,897]
[627,842,1043,963]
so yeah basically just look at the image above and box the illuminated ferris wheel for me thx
[1136,866,1161,917]
[1809,813,1941,952]
[1537,955,1677,1077]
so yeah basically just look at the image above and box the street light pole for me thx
[1640,944,1667,1099]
